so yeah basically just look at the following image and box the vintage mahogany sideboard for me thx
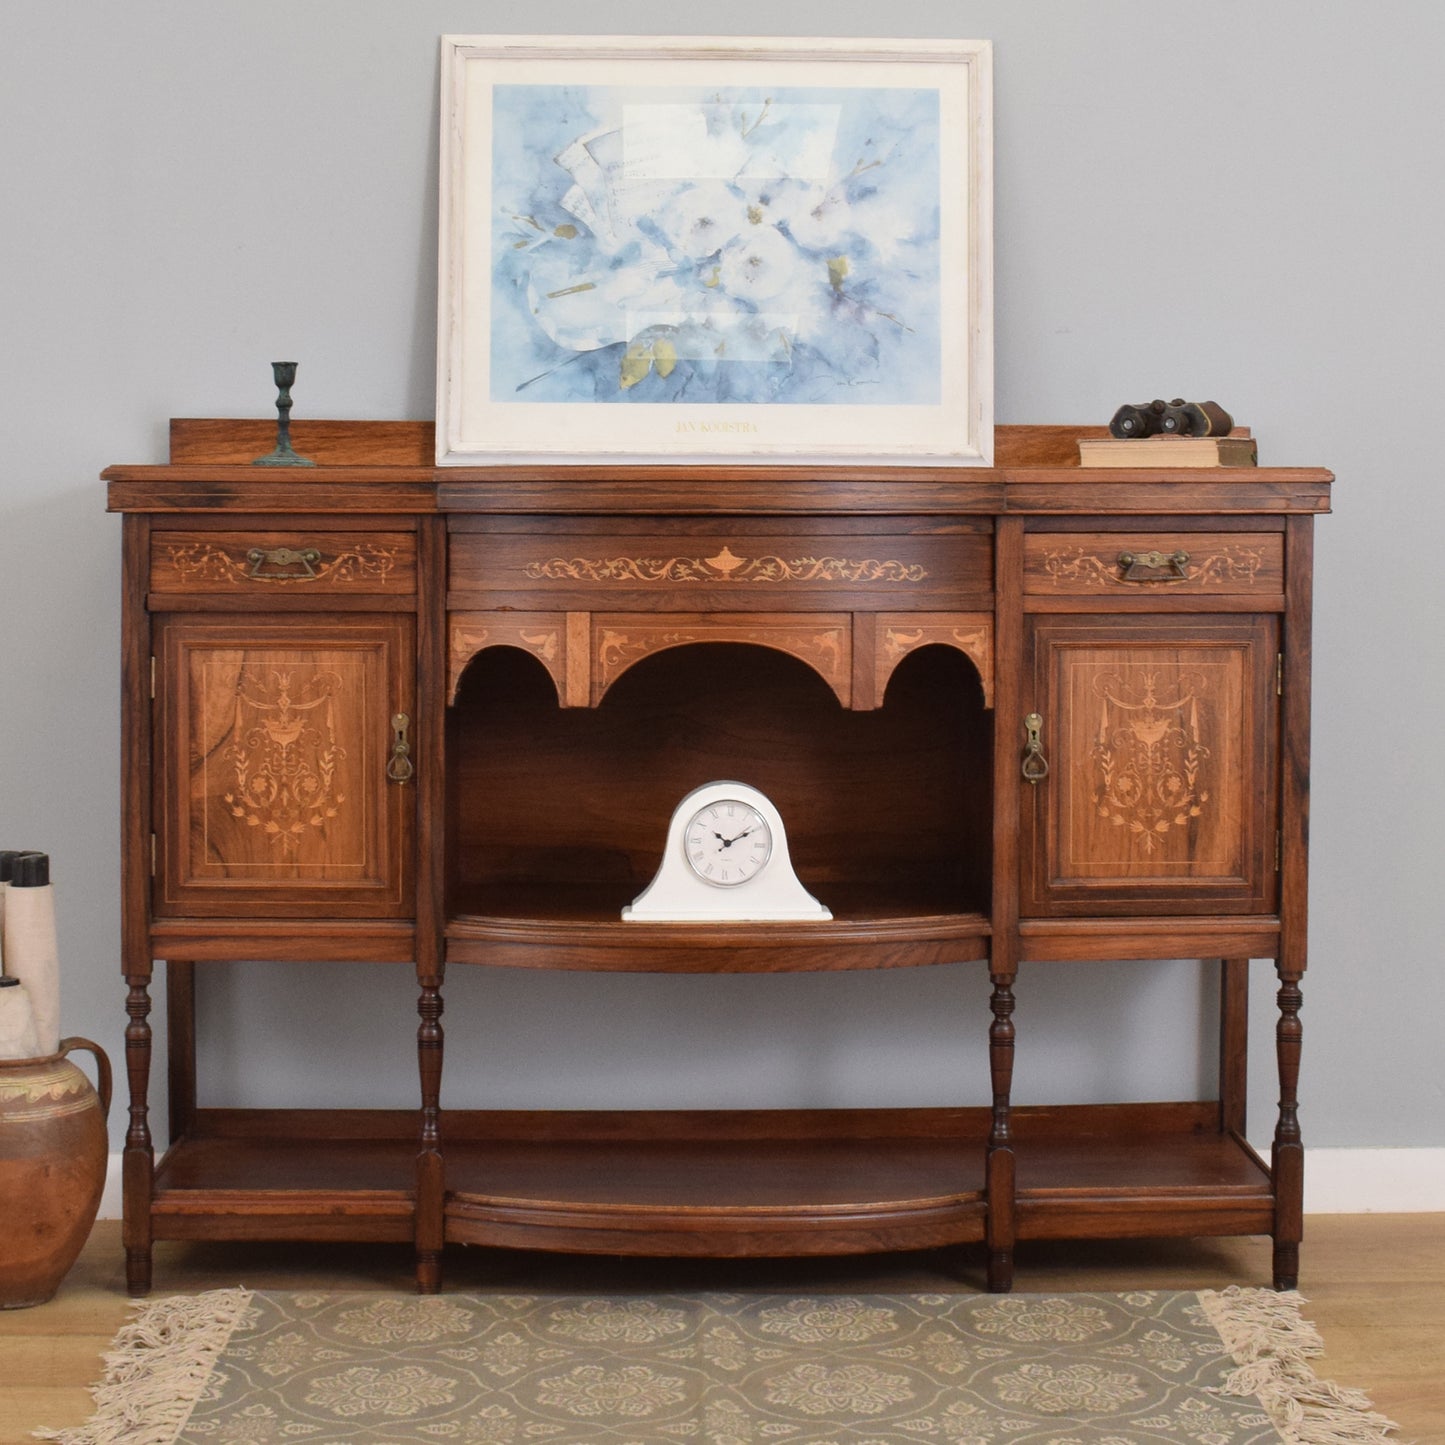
[106,421,1331,1296]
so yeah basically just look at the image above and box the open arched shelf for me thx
[446,639,993,970]
[447,609,993,708]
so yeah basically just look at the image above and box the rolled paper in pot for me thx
[0,976,41,1060]
[3,854,60,1056]
[0,850,19,970]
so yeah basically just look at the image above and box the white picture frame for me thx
[436,35,993,466]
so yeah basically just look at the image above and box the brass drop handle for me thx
[386,712,414,784]
[1021,712,1049,784]
[247,545,322,580]
[1117,549,1189,582]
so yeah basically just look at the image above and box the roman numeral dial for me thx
[683,800,773,887]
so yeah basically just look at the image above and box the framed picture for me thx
[436,35,993,466]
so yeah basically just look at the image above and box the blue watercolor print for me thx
[490,84,942,405]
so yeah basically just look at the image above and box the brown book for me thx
[1078,435,1258,468]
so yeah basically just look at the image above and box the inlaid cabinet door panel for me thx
[1021,614,1278,916]
[154,615,415,917]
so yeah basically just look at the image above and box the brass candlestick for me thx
[253,362,316,466]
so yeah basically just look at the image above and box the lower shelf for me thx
[146,1104,1274,1256]
[443,1117,985,1256]
[151,1110,418,1243]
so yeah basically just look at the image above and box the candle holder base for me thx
[252,442,317,468]
[252,361,317,467]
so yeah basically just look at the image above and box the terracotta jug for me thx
[0,1037,111,1308]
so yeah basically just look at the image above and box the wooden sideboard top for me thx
[102,420,1333,516]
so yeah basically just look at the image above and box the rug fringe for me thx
[1199,1286,1405,1445]
[34,1288,255,1445]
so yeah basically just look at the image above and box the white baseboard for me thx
[1303,1147,1445,1213]
[99,1147,1445,1222]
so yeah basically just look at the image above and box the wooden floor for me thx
[2,1217,1439,1442]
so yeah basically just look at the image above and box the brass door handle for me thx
[1021,712,1049,784]
[246,545,322,580]
[1117,549,1189,583]
[386,712,414,784]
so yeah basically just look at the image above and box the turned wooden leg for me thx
[415,975,445,1294]
[986,970,1017,1293]
[122,966,155,1296]
[1272,967,1304,1290]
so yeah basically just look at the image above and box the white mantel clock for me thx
[623,781,832,922]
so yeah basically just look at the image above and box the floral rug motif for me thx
[42,1287,1399,1445]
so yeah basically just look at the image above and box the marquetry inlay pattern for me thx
[523,545,928,586]
[1034,542,1271,591]
[594,617,851,705]
[1089,670,1215,853]
[221,668,348,853]
[165,540,404,586]
[876,614,994,707]
[449,615,566,703]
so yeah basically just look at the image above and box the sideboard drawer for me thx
[1023,532,1283,596]
[150,531,418,596]
[450,526,993,611]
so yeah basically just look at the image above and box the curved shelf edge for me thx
[445,907,991,971]
[444,1198,985,1256]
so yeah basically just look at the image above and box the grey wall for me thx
[3,1,1442,1155]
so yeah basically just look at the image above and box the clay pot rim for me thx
[0,1051,75,1068]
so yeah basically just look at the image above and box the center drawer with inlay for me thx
[448,520,993,612]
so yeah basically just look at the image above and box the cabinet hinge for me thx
[1276,653,1284,697]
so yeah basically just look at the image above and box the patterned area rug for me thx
[42,1287,1399,1445]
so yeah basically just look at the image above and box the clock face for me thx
[683,798,773,887]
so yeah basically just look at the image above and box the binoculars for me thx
[1109,398,1233,439]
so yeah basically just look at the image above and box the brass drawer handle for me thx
[1021,712,1049,784]
[387,713,414,784]
[247,545,322,580]
[1117,549,1189,583]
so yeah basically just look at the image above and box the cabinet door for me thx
[1021,614,1277,916]
[154,615,415,917]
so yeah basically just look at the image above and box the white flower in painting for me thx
[769,180,854,253]
[758,1298,899,1344]
[762,1362,914,1416]
[717,226,822,304]
[654,181,754,259]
